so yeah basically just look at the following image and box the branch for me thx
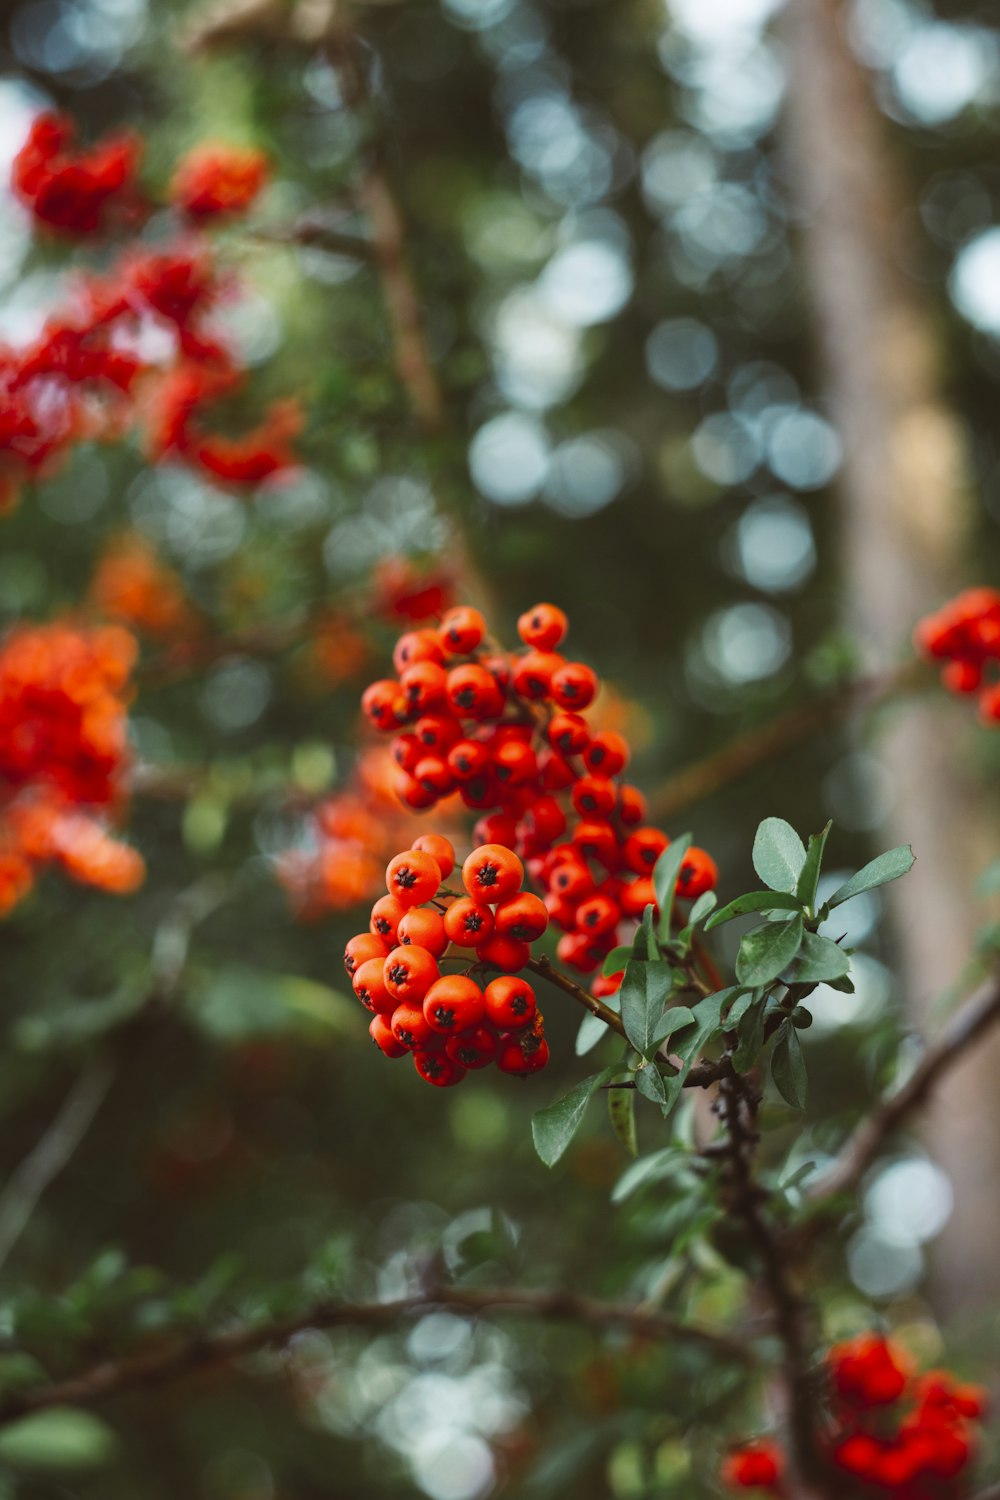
[0,1058,116,1278]
[0,1283,751,1427]
[808,967,1000,1205]
[648,665,919,823]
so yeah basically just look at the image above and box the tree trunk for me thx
[783,0,1000,1317]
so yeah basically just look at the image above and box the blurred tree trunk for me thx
[783,0,1000,1317]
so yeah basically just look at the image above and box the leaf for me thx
[705,890,803,930]
[752,818,807,893]
[659,989,730,1109]
[619,959,676,1057]
[735,916,804,987]
[634,1063,668,1106]
[607,1084,637,1157]
[653,833,692,939]
[796,821,832,912]
[651,1005,696,1045]
[771,1023,808,1109]
[575,1010,610,1056]
[825,846,915,908]
[0,1408,118,1471]
[602,946,632,978]
[687,890,718,926]
[793,931,850,983]
[611,1147,692,1203]
[634,904,658,961]
[531,1068,616,1167]
[732,997,767,1072]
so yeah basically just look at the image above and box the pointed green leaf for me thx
[602,946,632,978]
[658,989,731,1110]
[826,846,915,908]
[796,821,832,912]
[532,1068,617,1167]
[732,996,767,1071]
[706,890,803,930]
[793,931,850,983]
[575,1010,609,1056]
[651,1005,697,1045]
[653,832,692,939]
[612,1147,692,1203]
[753,818,807,893]
[735,916,804,987]
[635,1063,669,1106]
[635,904,658,960]
[608,1083,637,1157]
[771,1023,808,1109]
[620,959,676,1056]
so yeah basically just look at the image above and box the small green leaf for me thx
[635,1063,669,1106]
[602,946,632,978]
[608,1084,637,1157]
[0,1409,118,1471]
[686,890,718,927]
[752,818,807,893]
[620,959,676,1056]
[532,1068,616,1167]
[653,833,693,939]
[635,904,658,960]
[825,846,915,908]
[796,821,832,912]
[771,1023,808,1109]
[732,996,766,1071]
[575,1010,609,1056]
[706,891,803,930]
[659,989,731,1108]
[793,931,850,983]
[735,916,804,987]
[612,1147,692,1203]
[652,1005,697,1045]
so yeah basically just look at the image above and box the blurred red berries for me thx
[169,142,268,219]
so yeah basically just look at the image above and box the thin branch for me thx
[808,967,1000,1205]
[0,1283,752,1427]
[0,1058,116,1278]
[648,665,919,824]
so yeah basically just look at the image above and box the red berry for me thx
[394,770,439,810]
[494,892,548,942]
[551,661,597,710]
[583,731,629,776]
[448,739,490,780]
[517,602,568,651]
[677,847,718,899]
[620,877,656,917]
[413,1049,467,1087]
[352,957,395,1015]
[344,932,389,977]
[462,843,524,905]
[446,1026,498,1069]
[423,975,485,1033]
[385,849,442,907]
[400,660,448,713]
[511,650,564,701]
[411,833,455,881]
[492,740,538,787]
[549,858,595,902]
[413,756,454,797]
[572,775,617,818]
[617,785,647,826]
[496,1033,549,1074]
[547,712,590,755]
[623,828,669,874]
[477,933,531,972]
[391,1001,437,1050]
[370,895,406,944]
[397,907,448,957]
[483,974,536,1029]
[438,606,486,656]
[362,678,406,731]
[391,733,422,772]
[443,896,495,947]
[393,629,444,673]
[473,813,519,848]
[446,663,504,720]
[575,892,620,936]
[370,1013,408,1058]
[414,714,462,753]
[384,943,440,1003]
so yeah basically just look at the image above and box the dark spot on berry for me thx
[389,964,408,985]
[642,848,656,867]
[374,917,391,934]
[393,866,417,888]
[345,955,357,974]
[456,1047,477,1065]
[397,1028,415,1046]
[511,924,529,939]
[433,1005,456,1029]
[464,912,484,933]
[401,934,412,945]
[422,1054,445,1077]
[591,746,606,765]
[357,988,374,1010]
[477,862,499,887]
[511,994,527,1015]
[454,687,477,708]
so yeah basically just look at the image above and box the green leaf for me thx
[659,989,730,1109]
[793,932,850,983]
[735,917,804,987]
[531,1068,616,1167]
[607,1083,637,1157]
[619,959,676,1057]
[635,1063,669,1106]
[575,1010,609,1056]
[796,821,832,912]
[651,1005,696,1045]
[0,1409,118,1471]
[634,904,658,960]
[653,833,692,939]
[602,946,632,978]
[732,996,767,1072]
[705,890,803,930]
[612,1147,692,1203]
[825,846,915,908]
[752,818,807,893]
[681,891,718,935]
[771,1023,808,1109]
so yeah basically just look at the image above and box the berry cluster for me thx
[723,1334,986,1498]
[3,116,297,513]
[343,834,550,1086]
[0,621,144,915]
[915,588,1000,723]
[89,533,197,641]
[361,602,717,996]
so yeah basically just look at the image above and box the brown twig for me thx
[0,1283,751,1427]
[807,967,1000,1205]
[649,664,920,824]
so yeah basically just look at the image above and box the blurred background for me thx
[1,0,1000,1494]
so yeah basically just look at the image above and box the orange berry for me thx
[462,843,523,905]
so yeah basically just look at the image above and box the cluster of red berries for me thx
[0,621,144,915]
[915,588,1000,723]
[723,1334,987,1498]
[343,834,550,1086]
[361,602,717,998]
[2,116,298,512]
